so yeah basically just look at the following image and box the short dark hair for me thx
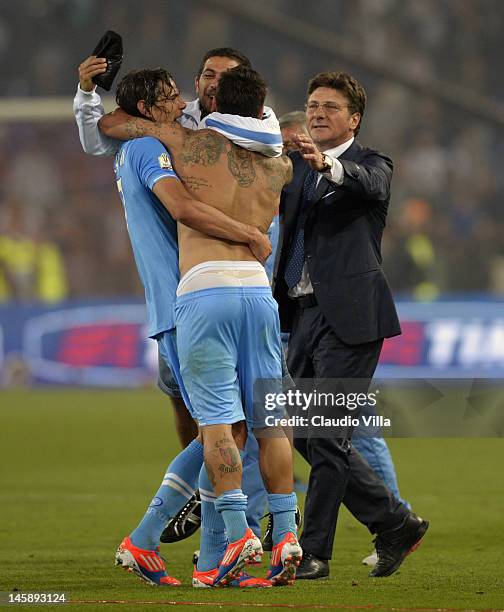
[197,47,252,77]
[307,71,367,135]
[116,68,176,118]
[216,66,266,118]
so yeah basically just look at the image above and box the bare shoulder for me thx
[181,128,227,166]
[256,154,292,176]
[280,154,293,184]
[255,153,293,192]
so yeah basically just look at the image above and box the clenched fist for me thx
[78,56,108,92]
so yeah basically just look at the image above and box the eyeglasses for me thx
[305,102,348,114]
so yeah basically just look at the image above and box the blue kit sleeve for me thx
[129,137,180,190]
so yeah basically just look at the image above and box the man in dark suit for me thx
[273,72,428,579]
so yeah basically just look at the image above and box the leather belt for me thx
[294,293,317,309]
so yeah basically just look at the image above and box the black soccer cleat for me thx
[160,491,201,543]
[369,512,429,577]
[262,506,302,552]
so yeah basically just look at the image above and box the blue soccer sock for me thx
[215,489,248,543]
[130,438,204,550]
[197,465,227,572]
[268,492,297,545]
[242,435,267,538]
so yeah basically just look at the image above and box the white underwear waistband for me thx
[177,261,269,296]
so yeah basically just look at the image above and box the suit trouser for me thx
[287,302,408,560]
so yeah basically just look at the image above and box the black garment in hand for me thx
[91,30,123,91]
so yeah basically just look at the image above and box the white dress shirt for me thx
[288,136,354,298]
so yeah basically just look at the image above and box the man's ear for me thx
[194,76,199,95]
[137,100,150,118]
[350,112,361,131]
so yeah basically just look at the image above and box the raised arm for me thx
[73,56,121,157]
[153,177,271,264]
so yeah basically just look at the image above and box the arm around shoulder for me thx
[98,110,182,150]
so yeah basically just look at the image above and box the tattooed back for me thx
[157,124,292,275]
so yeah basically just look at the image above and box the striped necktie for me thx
[284,169,318,289]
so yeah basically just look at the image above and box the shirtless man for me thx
[100,66,302,586]
[75,50,287,550]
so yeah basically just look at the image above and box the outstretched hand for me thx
[78,55,107,92]
[291,133,325,171]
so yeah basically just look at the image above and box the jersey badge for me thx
[158,153,173,170]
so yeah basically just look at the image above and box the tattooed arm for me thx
[98,108,185,149]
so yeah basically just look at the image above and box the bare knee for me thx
[232,420,248,450]
[171,397,198,447]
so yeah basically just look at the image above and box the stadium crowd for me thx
[1,0,503,301]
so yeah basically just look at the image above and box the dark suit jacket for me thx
[273,140,401,345]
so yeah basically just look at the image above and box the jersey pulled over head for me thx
[216,67,266,119]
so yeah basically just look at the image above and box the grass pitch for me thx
[1,389,503,611]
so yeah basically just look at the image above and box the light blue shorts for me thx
[175,286,283,428]
[156,329,197,419]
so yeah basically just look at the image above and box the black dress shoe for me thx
[369,512,429,577]
[295,552,330,579]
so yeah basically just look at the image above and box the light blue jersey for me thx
[114,137,180,337]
